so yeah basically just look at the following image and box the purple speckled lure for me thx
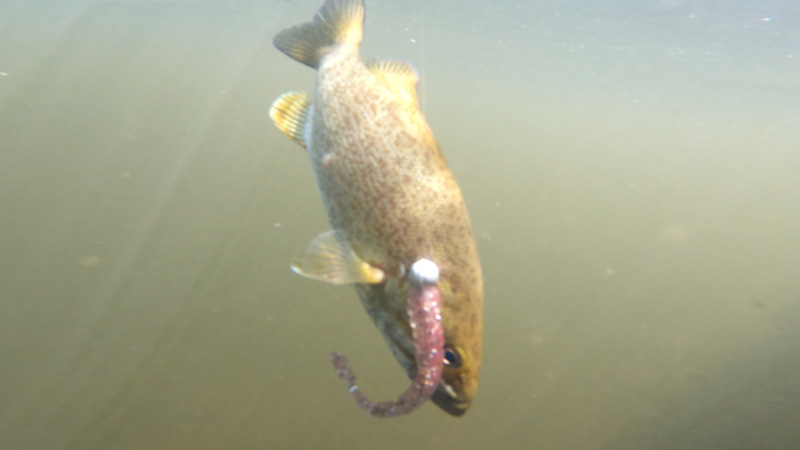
[330,262,444,417]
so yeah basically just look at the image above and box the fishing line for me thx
[418,0,427,115]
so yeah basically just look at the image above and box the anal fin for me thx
[269,91,311,149]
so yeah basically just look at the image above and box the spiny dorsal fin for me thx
[273,0,365,69]
[269,91,311,148]
[291,230,385,285]
[366,60,420,110]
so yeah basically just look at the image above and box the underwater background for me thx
[2,0,799,448]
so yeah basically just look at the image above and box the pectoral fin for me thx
[292,230,385,285]
[270,91,311,149]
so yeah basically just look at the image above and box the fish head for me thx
[431,344,479,416]
[358,271,482,416]
[429,277,483,416]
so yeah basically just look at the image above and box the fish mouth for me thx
[390,331,471,415]
[431,388,471,417]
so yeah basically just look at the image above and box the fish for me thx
[269,0,483,417]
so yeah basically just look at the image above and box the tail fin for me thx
[273,0,365,69]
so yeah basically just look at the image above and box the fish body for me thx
[270,0,482,416]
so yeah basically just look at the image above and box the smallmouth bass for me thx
[269,0,483,417]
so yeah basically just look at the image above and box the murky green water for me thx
[2,1,799,449]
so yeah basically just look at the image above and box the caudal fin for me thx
[273,0,365,69]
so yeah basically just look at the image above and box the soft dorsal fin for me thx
[269,91,311,149]
[366,60,420,109]
[291,230,385,285]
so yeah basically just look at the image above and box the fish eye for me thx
[443,346,462,369]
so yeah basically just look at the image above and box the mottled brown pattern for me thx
[273,0,483,416]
